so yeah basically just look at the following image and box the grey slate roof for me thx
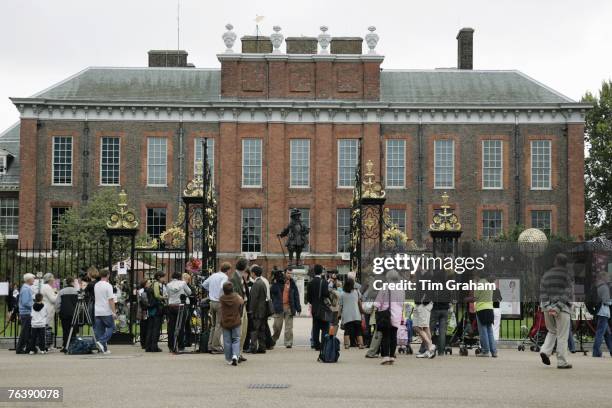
[30,66,576,105]
[0,122,20,189]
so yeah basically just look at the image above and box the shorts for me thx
[342,320,362,338]
[413,303,433,328]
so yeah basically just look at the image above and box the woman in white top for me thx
[40,273,58,326]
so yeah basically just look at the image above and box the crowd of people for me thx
[9,253,612,369]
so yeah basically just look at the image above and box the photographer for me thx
[145,271,166,352]
[166,271,192,352]
[56,276,79,351]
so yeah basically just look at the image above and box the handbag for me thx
[266,299,275,317]
[375,290,392,330]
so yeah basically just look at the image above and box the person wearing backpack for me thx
[219,281,245,365]
[592,271,612,358]
[145,272,166,352]
[56,276,79,352]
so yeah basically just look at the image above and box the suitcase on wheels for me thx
[317,334,340,363]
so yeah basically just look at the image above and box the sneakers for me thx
[557,364,572,369]
[238,355,247,362]
[28,351,36,355]
[231,355,238,366]
[416,351,427,358]
[95,341,105,353]
[539,352,551,366]
[380,357,393,365]
[226,360,233,365]
[428,345,437,359]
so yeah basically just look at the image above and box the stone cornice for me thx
[11,98,590,124]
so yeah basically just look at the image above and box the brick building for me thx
[5,26,587,269]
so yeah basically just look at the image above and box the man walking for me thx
[231,258,249,362]
[306,264,330,351]
[202,262,231,353]
[539,254,573,369]
[592,271,612,357]
[16,273,35,354]
[248,265,269,353]
[93,269,116,354]
[271,267,301,348]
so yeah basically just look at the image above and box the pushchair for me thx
[397,302,414,355]
[518,306,547,352]
[450,303,481,356]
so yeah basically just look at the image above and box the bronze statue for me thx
[278,209,310,266]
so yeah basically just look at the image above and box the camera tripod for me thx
[65,294,98,350]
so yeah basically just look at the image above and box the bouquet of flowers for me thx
[186,258,202,274]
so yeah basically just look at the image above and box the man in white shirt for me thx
[202,262,231,353]
[93,269,116,354]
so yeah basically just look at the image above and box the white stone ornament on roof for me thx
[365,26,379,54]
[271,26,284,54]
[318,26,331,54]
[222,23,237,53]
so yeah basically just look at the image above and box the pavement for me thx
[1,318,611,408]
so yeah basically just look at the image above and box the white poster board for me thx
[498,278,521,318]
[117,261,128,275]
[0,281,8,296]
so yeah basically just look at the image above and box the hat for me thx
[290,208,301,217]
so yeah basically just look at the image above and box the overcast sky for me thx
[1,0,611,131]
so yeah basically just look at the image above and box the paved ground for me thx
[1,318,611,408]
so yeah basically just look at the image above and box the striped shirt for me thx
[539,266,572,306]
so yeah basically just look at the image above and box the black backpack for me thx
[585,284,601,316]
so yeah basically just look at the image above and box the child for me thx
[219,281,244,366]
[30,293,48,354]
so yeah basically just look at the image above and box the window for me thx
[288,208,310,251]
[531,140,551,189]
[0,198,18,237]
[147,138,167,186]
[51,207,69,249]
[52,136,73,185]
[434,140,454,189]
[290,139,310,187]
[100,137,120,185]
[338,139,358,187]
[386,140,405,188]
[194,138,215,181]
[482,210,503,239]
[0,156,7,175]
[241,208,262,252]
[146,208,167,240]
[531,210,552,236]
[389,209,407,233]
[337,208,351,253]
[482,140,502,189]
[242,139,262,187]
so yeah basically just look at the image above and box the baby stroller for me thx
[518,306,547,352]
[397,302,413,355]
[450,304,481,356]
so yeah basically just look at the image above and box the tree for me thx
[583,81,612,236]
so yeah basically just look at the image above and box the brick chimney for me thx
[241,36,272,53]
[456,28,474,70]
[148,50,189,67]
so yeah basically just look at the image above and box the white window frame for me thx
[100,136,121,186]
[434,139,455,189]
[52,136,73,186]
[482,140,503,190]
[336,208,351,253]
[241,208,262,253]
[147,137,167,187]
[194,138,215,182]
[530,140,552,190]
[337,139,358,188]
[0,197,18,239]
[388,208,407,233]
[482,209,503,239]
[289,139,310,188]
[385,140,406,188]
[241,139,262,188]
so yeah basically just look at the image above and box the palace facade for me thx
[3,26,588,270]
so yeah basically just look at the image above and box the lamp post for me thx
[105,188,139,343]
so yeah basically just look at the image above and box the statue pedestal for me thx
[291,268,308,316]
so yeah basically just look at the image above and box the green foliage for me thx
[57,189,120,247]
[493,224,526,242]
[583,81,612,235]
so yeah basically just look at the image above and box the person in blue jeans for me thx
[93,269,116,354]
[592,272,612,358]
[472,272,497,358]
[219,281,244,366]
